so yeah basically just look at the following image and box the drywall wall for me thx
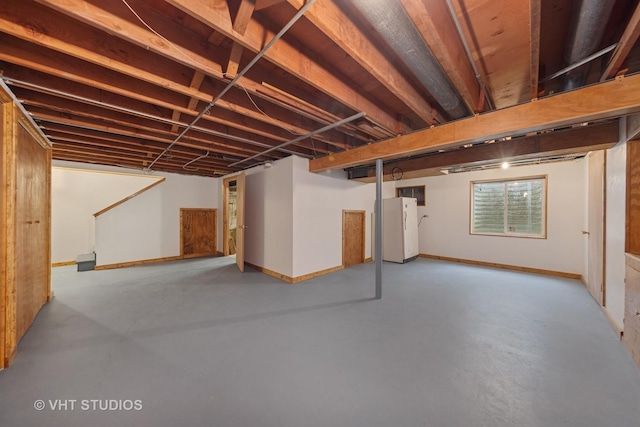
[399,160,586,275]
[235,155,393,279]
[605,143,627,329]
[95,171,218,266]
[291,156,377,278]
[243,156,294,278]
[51,161,162,263]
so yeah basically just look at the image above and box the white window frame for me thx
[470,175,547,239]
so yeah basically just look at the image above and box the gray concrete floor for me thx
[1,257,639,427]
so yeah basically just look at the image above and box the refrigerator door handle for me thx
[404,211,407,230]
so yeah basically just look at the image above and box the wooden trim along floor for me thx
[52,261,76,268]
[419,254,582,280]
[244,262,345,284]
[95,254,218,271]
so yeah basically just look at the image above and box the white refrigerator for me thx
[383,197,419,263]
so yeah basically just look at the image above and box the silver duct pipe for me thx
[351,0,468,120]
[563,0,616,91]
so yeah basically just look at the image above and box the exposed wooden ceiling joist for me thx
[286,0,442,125]
[399,0,483,113]
[1,0,637,177]
[601,1,640,81]
[164,0,405,133]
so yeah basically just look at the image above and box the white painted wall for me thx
[291,156,377,277]
[242,156,295,277]
[396,160,586,275]
[95,171,218,266]
[51,161,162,263]
[605,143,627,329]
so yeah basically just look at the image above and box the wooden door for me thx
[343,210,365,267]
[15,122,51,344]
[587,150,606,305]
[180,208,217,258]
[235,172,246,272]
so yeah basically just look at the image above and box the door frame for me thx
[342,210,366,267]
[222,173,246,273]
[222,175,236,256]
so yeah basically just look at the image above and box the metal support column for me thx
[375,158,383,299]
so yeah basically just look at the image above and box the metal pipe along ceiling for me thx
[350,0,468,120]
[563,0,616,91]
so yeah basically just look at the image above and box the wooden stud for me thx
[601,2,640,81]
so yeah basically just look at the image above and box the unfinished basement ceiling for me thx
[1,0,639,177]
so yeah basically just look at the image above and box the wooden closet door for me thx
[15,122,50,343]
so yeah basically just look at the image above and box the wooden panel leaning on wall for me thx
[0,90,52,369]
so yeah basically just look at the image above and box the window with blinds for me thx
[471,176,546,238]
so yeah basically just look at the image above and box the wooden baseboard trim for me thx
[602,306,624,338]
[244,262,344,284]
[52,260,76,268]
[95,253,222,271]
[3,348,17,369]
[364,257,373,263]
[95,256,183,270]
[292,265,344,283]
[245,262,294,283]
[418,254,582,280]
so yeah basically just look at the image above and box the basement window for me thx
[396,185,425,206]
[470,176,547,238]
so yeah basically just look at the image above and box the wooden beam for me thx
[356,121,618,178]
[0,5,213,107]
[399,0,482,113]
[2,64,335,153]
[50,140,233,170]
[34,0,225,78]
[233,0,256,35]
[0,35,341,147]
[530,0,542,99]
[18,91,290,158]
[255,0,286,10]
[309,74,640,172]
[3,1,352,143]
[226,42,245,79]
[287,0,441,125]
[171,71,207,132]
[601,2,640,81]
[164,0,404,133]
